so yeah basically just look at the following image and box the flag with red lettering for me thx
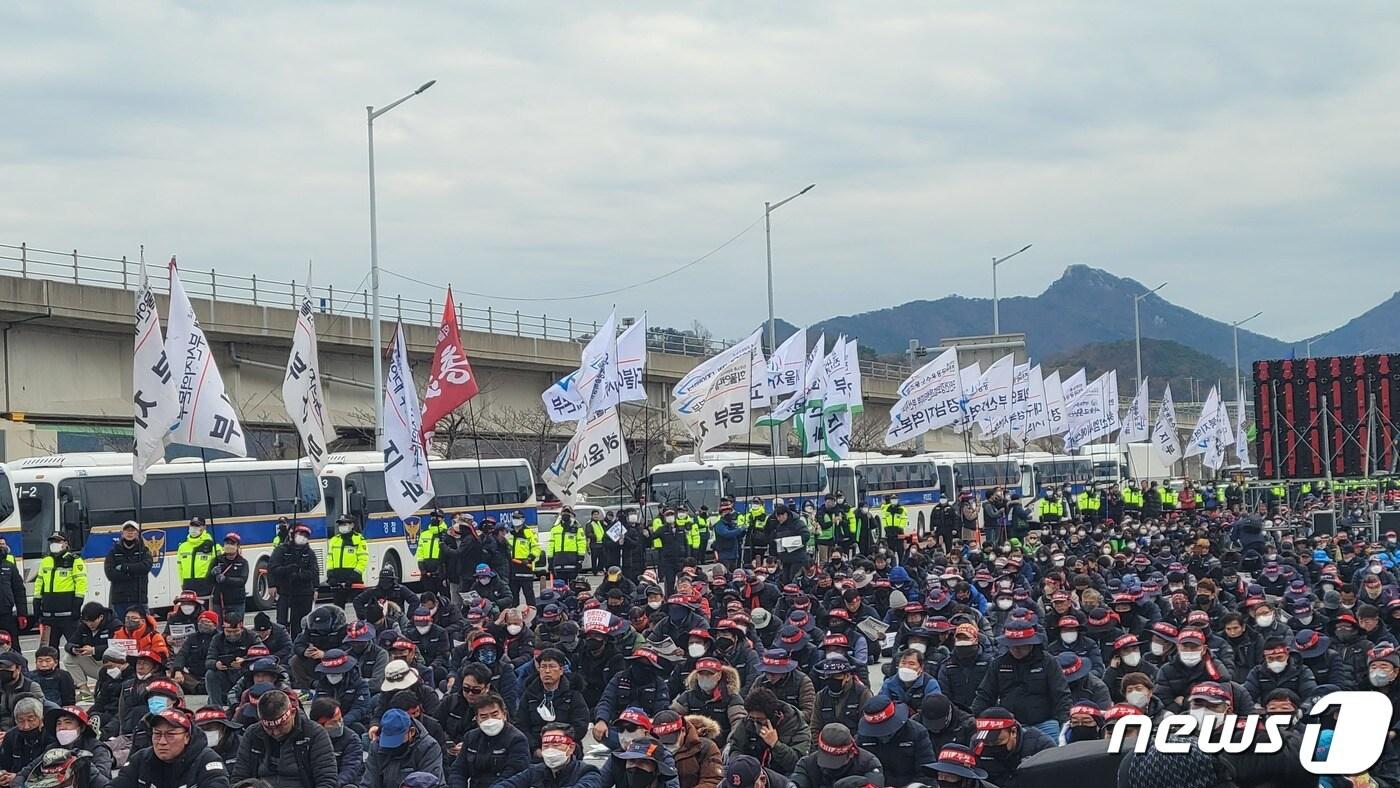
[420,288,480,447]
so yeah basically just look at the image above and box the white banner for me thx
[1120,378,1150,444]
[382,323,434,520]
[1152,383,1182,468]
[1185,386,1222,458]
[577,310,621,418]
[749,348,770,407]
[672,328,763,420]
[840,338,864,414]
[542,406,629,504]
[1020,365,1051,443]
[1040,370,1066,438]
[1006,363,1035,446]
[885,347,960,446]
[164,259,247,457]
[132,264,180,485]
[617,315,648,404]
[758,334,824,427]
[691,349,754,457]
[953,362,982,434]
[824,408,852,461]
[1235,396,1250,466]
[1204,394,1230,470]
[1062,368,1087,402]
[283,285,332,475]
[968,354,1015,436]
[821,336,860,414]
[764,328,807,400]
[1064,372,1118,452]
[541,370,586,424]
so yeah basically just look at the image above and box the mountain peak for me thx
[1045,264,1138,296]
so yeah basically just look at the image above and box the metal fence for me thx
[0,242,909,380]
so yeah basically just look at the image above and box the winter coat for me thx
[496,757,603,788]
[267,543,319,597]
[230,710,339,788]
[111,616,171,660]
[209,553,249,610]
[972,647,1072,726]
[973,724,1056,788]
[670,666,746,745]
[791,745,885,788]
[1067,674,1112,709]
[311,668,373,732]
[877,671,942,715]
[66,612,116,662]
[936,648,993,712]
[364,720,444,788]
[519,672,591,750]
[1242,654,1318,702]
[763,670,817,724]
[0,725,46,775]
[726,698,811,773]
[856,718,934,788]
[111,727,230,788]
[327,725,364,787]
[0,675,45,729]
[104,537,153,604]
[448,722,530,788]
[811,683,872,742]
[0,559,24,618]
[594,667,671,721]
[1152,654,1233,713]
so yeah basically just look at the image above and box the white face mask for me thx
[180,605,195,616]
[647,600,663,611]
[626,514,639,524]
[338,525,353,534]
[1150,642,1166,657]
[1052,557,1065,567]
[1297,614,1313,625]
[507,624,522,636]
[1060,631,1079,645]
[190,527,204,538]
[1126,690,1150,709]
[688,644,707,658]
[416,624,432,635]
[537,701,557,722]
[664,516,675,525]
[542,748,569,769]
[996,599,1013,611]
[908,641,928,655]
[106,666,122,679]
[1189,707,1222,726]
[1255,615,1275,629]
[55,729,80,746]
[478,718,505,737]
[326,673,344,685]
[1121,652,1142,667]
[697,676,719,692]
[617,730,641,749]
[897,667,920,683]
[1179,650,1203,667]
[1373,670,1395,687]
[49,543,65,555]
[294,534,309,546]
[1267,660,1288,674]
[204,729,222,747]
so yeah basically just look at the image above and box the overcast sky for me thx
[3,3,1398,344]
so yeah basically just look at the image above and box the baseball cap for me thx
[378,709,412,748]
[723,754,764,788]
[816,723,856,770]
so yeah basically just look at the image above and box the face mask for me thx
[1374,565,1384,574]
[996,599,1012,611]
[1061,632,1079,645]
[1189,707,1222,726]
[148,697,171,715]
[664,516,675,525]
[617,730,642,749]
[1256,615,1275,629]
[180,604,195,616]
[1126,689,1150,709]
[955,645,978,660]
[647,600,663,611]
[687,643,707,658]
[106,666,122,679]
[669,609,688,624]
[507,624,522,636]
[326,673,344,685]
[1178,650,1203,667]
[512,517,526,527]
[224,546,238,557]
[478,718,505,737]
[477,649,497,666]
[338,525,353,534]
[627,769,655,788]
[698,676,719,692]
[1150,642,1166,657]
[1372,670,1395,687]
[55,729,80,746]
[416,624,431,635]
[1121,652,1142,667]
[542,748,570,769]
[135,669,153,681]
[204,729,222,747]
[1267,660,1288,674]
[198,623,216,635]
[294,535,309,546]
[897,667,920,683]
[1052,557,1065,567]
[49,543,65,555]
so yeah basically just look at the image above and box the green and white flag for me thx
[759,333,824,427]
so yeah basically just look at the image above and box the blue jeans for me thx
[1033,719,1060,739]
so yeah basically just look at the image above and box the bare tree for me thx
[847,412,886,453]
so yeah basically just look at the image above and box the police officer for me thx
[507,514,542,606]
[653,508,689,594]
[268,523,319,637]
[104,520,152,620]
[1036,490,1065,525]
[586,510,608,572]
[327,516,369,607]
[743,498,771,560]
[178,517,215,601]
[1075,487,1102,525]
[0,540,24,646]
[36,533,86,649]
[416,511,449,596]
[548,508,587,583]
[880,496,908,563]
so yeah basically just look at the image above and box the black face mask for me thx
[348,642,369,656]
[626,770,656,788]
[379,578,395,590]
[954,645,979,660]
[823,677,846,694]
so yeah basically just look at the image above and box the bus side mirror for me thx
[60,499,81,530]
[347,488,366,516]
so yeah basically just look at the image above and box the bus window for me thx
[271,468,321,514]
[648,471,720,512]
[322,476,344,524]
[358,472,390,515]
[83,478,138,528]
[432,469,468,509]
[829,467,858,501]
[16,482,53,559]
[937,466,955,496]
[229,473,277,517]
[142,477,187,524]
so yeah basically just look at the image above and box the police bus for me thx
[827,453,944,532]
[0,464,18,571]
[1016,453,1095,495]
[8,454,323,610]
[318,452,538,586]
[647,454,827,517]
[925,453,1025,500]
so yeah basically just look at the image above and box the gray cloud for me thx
[2,2,1397,345]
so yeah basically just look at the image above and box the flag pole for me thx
[199,448,217,527]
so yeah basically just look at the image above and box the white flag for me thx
[1064,372,1117,451]
[1151,384,1182,468]
[824,408,853,461]
[1105,370,1121,436]
[840,338,864,414]
[1204,394,1231,471]
[382,322,434,520]
[165,259,247,457]
[749,348,770,407]
[1119,378,1150,444]
[1005,363,1034,446]
[885,347,960,446]
[542,406,629,505]
[1185,386,1223,458]
[282,283,332,475]
[617,315,648,404]
[764,329,807,400]
[1235,395,1250,466]
[132,264,180,485]
[1021,365,1051,443]
[577,310,621,417]
[1062,368,1087,402]
[953,362,982,434]
[822,337,861,414]
[690,349,754,456]
[541,370,587,424]
[758,335,824,427]
[1041,371,1067,437]
[968,354,1016,436]
[673,329,763,423]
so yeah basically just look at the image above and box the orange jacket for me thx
[113,616,170,660]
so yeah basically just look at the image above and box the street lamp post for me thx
[907,339,929,452]
[367,79,436,445]
[1305,328,1333,359]
[1232,311,1263,404]
[765,184,815,456]
[1133,282,1168,393]
[991,244,1033,335]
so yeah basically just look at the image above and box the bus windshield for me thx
[828,467,858,501]
[649,471,721,512]
[16,482,54,559]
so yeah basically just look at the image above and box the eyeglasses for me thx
[463,685,486,695]
[151,729,188,741]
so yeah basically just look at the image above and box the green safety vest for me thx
[36,553,86,599]
[327,532,368,575]
[589,520,606,544]
[177,531,215,583]
[1161,489,1177,508]
[1075,492,1100,513]
[549,523,586,557]
[510,531,542,567]
[881,504,908,534]
[1037,499,1064,518]
[416,522,445,561]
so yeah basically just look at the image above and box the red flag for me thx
[420,288,480,447]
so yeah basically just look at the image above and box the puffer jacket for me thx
[518,671,591,749]
[670,665,746,745]
[673,715,724,788]
[791,745,884,788]
[811,682,872,742]
[1242,653,1318,702]
[726,698,811,773]
[111,727,229,788]
[364,719,444,788]
[971,646,1072,726]
[448,721,530,788]
[230,710,339,788]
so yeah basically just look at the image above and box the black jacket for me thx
[104,537,153,604]
[364,720,445,788]
[497,758,602,788]
[267,544,319,597]
[727,698,811,773]
[856,719,935,788]
[519,672,590,749]
[448,722,531,788]
[0,724,45,774]
[936,648,992,712]
[792,746,885,788]
[973,724,1056,788]
[0,559,24,618]
[209,553,249,608]
[972,647,1072,725]
[66,612,116,660]
[230,710,339,788]
[112,727,230,788]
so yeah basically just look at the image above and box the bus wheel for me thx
[383,551,402,586]
[917,511,927,534]
[250,558,274,611]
